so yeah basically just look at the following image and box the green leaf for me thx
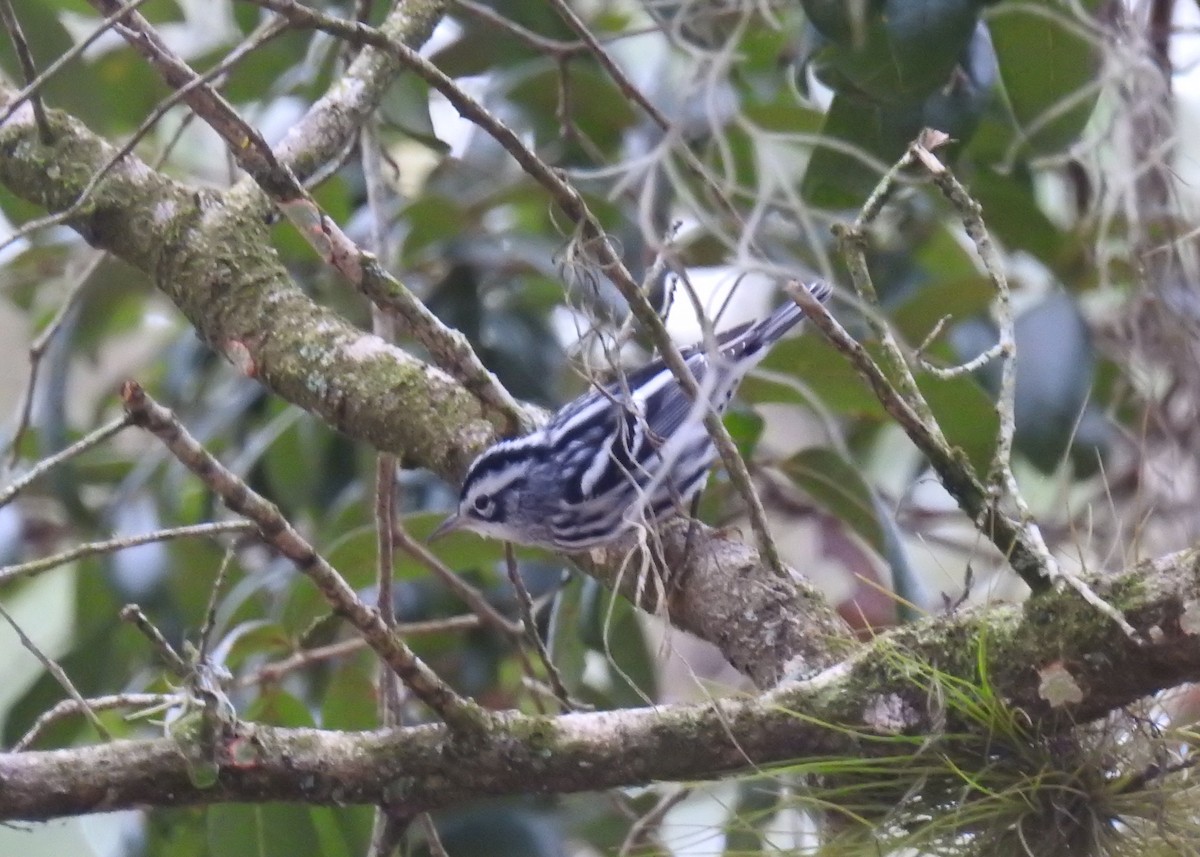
[987,1,1103,155]
[547,574,588,698]
[404,512,551,572]
[144,808,209,857]
[307,806,365,857]
[432,0,575,76]
[782,448,884,553]
[579,581,657,707]
[332,806,374,857]
[724,777,783,854]
[800,92,922,208]
[261,403,332,516]
[1010,292,1098,472]
[911,224,990,283]
[752,315,997,471]
[399,195,469,264]
[802,0,879,46]
[207,804,323,857]
[966,168,1065,263]
[740,95,824,134]
[219,622,295,673]
[380,75,445,149]
[891,277,996,345]
[508,63,637,156]
[245,689,316,729]
[225,29,325,104]
[917,370,998,474]
[426,805,565,857]
[724,408,764,460]
[805,0,981,103]
[321,525,383,585]
[748,334,887,419]
[2,2,161,130]
[321,652,378,731]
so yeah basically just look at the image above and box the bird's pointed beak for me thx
[428,512,463,543]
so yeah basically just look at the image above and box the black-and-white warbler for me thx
[431,281,832,551]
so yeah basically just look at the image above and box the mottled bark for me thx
[2,549,1197,822]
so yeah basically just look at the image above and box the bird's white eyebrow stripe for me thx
[466,466,527,498]
[464,433,547,482]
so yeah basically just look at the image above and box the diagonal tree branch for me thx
[273,0,446,179]
[243,0,792,580]
[119,381,485,732]
[0,76,847,686]
[85,0,527,433]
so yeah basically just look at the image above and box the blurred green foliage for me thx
[0,0,1137,854]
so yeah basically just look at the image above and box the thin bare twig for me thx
[0,0,155,130]
[362,116,406,736]
[369,815,408,857]
[670,270,788,568]
[198,548,237,662]
[832,148,943,436]
[910,138,1139,641]
[618,786,692,857]
[393,525,555,714]
[6,252,107,468]
[919,342,1006,380]
[914,313,1003,380]
[0,601,112,743]
[504,545,579,712]
[787,284,1050,590]
[633,223,684,340]
[119,381,486,732]
[419,813,450,857]
[792,129,1140,640]
[235,615,484,687]
[393,526,523,637]
[0,15,289,260]
[343,0,375,65]
[119,604,190,678]
[911,137,1022,493]
[0,0,51,142]
[455,0,583,55]
[1115,754,1200,796]
[2,415,132,507]
[0,521,256,587]
[85,0,294,197]
[545,0,671,129]
[12,692,176,752]
[545,0,751,235]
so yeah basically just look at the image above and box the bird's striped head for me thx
[429,432,551,546]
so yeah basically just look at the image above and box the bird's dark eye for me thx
[472,494,495,518]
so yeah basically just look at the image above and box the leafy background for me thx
[1,0,1197,854]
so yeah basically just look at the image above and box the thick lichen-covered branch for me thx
[0,96,498,477]
[2,547,1198,822]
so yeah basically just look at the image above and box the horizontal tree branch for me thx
[2,546,1197,822]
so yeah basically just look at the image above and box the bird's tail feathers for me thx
[747,280,832,346]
